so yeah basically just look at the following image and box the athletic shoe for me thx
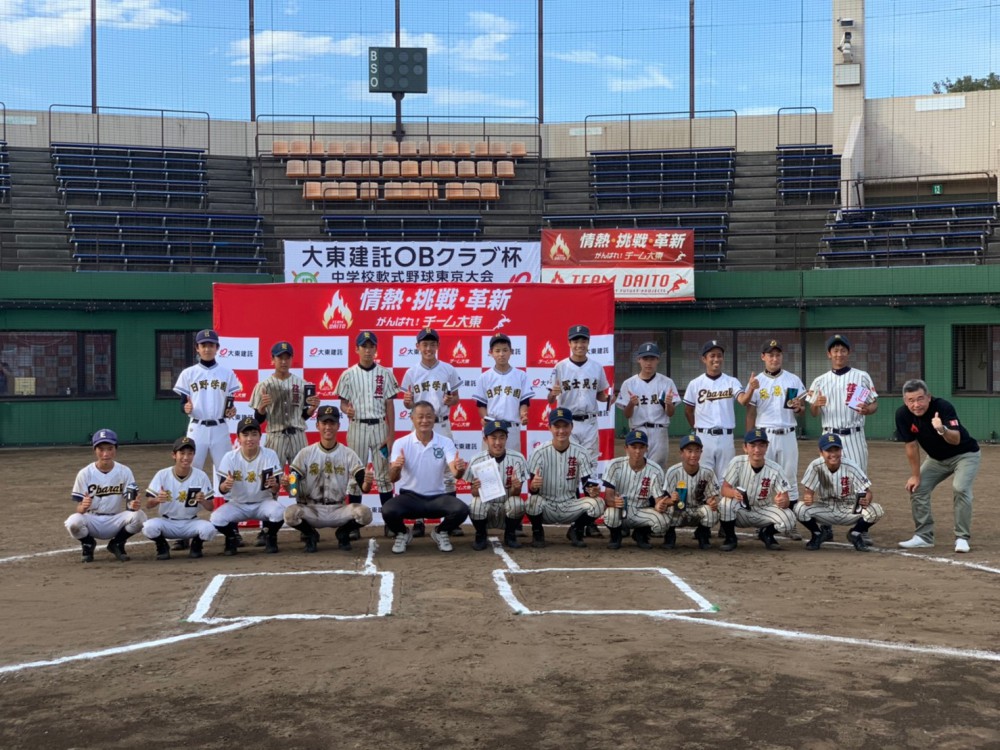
[584,522,603,538]
[898,535,934,549]
[566,526,587,548]
[411,521,426,538]
[107,538,130,562]
[805,531,823,550]
[661,527,677,550]
[81,537,96,563]
[171,538,190,551]
[819,525,834,543]
[860,532,874,547]
[955,538,971,553]
[254,529,267,548]
[391,529,412,554]
[848,530,870,552]
[431,528,454,552]
[189,538,204,559]
[632,527,653,549]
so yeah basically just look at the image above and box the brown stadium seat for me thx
[382,160,401,178]
[359,181,379,200]
[420,160,436,178]
[271,140,290,157]
[453,141,472,158]
[289,140,309,157]
[434,141,453,157]
[436,160,457,179]
[509,141,527,158]
[384,181,405,200]
[326,141,345,157]
[480,182,500,201]
[401,160,420,179]
[344,141,363,156]
[445,181,465,201]
[473,141,489,158]
[495,160,515,180]
[285,159,307,179]
[457,160,477,179]
[324,160,344,178]
[476,160,494,179]
[399,141,418,157]
[362,160,380,177]
[305,160,323,178]
[489,140,507,157]
[302,181,324,200]
[344,160,363,179]
[381,140,400,157]
[309,140,326,156]
[333,182,357,200]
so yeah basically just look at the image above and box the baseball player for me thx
[65,429,145,563]
[250,341,319,467]
[525,407,605,548]
[383,401,470,554]
[210,417,284,555]
[798,434,883,551]
[718,429,796,551]
[465,420,529,550]
[615,342,680,469]
[683,340,746,484]
[601,429,667,550]
[334,331,400,516]
[284,405,374,553]
[141,436,217,560]
[660,434,721,550]
[473,333,533,454]
[401,327,462,537]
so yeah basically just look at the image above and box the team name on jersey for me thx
[633,393,666,405]
[698,387,734,403]
[307,460,346,477]
[486,384,523,399]
[559,378,599,392]
[754,477,773,501]
[565,456,579,480]
[635,476,653,500]
[757,386,784,400]
[87,482,125,497]
[413,380,450,394]
[374,373,386,398]
[191,379,229,393]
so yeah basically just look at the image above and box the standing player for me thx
[250,341,319,468]
[284,405,374,553]
[525,408,605,548]
[64,429,145,563]
[473,333,533,454]
[465,420,529,550]
[660,434,721,550]
[141,436,217,559]
[210,417,285,555]
[797,434,883,551]
[683,340,746,482]
[601,429,667,550]
[718,429,796,551]
[616,342,680,470]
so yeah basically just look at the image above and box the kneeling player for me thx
[142,436,217,559]
[65,429,145,562]
[718,429,796,551]
[284,405,374,552]
[797,434,883,551]
[602,429,666,550]
[465,420,528,550]
[660,434,721,550]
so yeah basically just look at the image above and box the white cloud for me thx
[468,11,516,35]
[229,29,443,66]
[458,32,509,62]
[549,49,638,70]
[609,65,674,92]
[342,80,527,111]
[283,0,298,16]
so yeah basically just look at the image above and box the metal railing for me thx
[776,107,819,147]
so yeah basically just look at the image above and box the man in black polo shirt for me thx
[895,379,980,553]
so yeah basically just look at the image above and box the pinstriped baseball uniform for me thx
[402,361,462,439]
[210,447,285,526]
[65,462,146,541]
[142,466,217,542]
[250,373,311,466]
[335,363,400,489]
[174,361,240,480]
[601,456,666,533]
[797,456,884,527]
[285,441,373,529]
[662,463,721,529]
[465,448,528,528]
[749,369,805,501]
[473,366,533,453]
[525,441,604,523]
[808,367,877,472]
[550,358,609,462]
[720,455,796,532]
[616,373,680,468]
[683,372,744,482]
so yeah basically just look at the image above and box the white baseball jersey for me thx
[402,361,462,421]
[391,431,458,495]
[465,449,529,498]
[749,370,805,429]
[216,447,282,505]
[145,466,215,520]
[290,441,365,504]
[722,456,791,508]
[473,366,534,423]
[602,457,664,510]
[808,368,877,431]
[549,357,609,417]
[335,363,401,419]
[683,373,744,429]
[800,456,871,506]
[527,441,596,503]
[173,361,240,422]
[250,373,310,432]
[616,373,680,428]
[662,463,721,506]
[71,462,136,515]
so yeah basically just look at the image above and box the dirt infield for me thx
[2,441,1000,749]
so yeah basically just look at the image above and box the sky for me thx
[0,0,997,123]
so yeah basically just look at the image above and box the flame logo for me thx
[548,233,572,261]
[540,341,557,360]
[452,341,468,360]
[452,403,469,423]
[551,271,567,284]
[318,372,336,396]
[322,292,354,330]
[540,403,552,427]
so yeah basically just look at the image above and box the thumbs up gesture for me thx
[746,372,759,391]
[931,411,944,433]
[814,388,828,407]
[221,471,235,493]
[530,469,543,492]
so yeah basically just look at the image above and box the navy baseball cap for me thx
[826,334,851,351]
[356,331,378,347]
[172,436,196,452]
[743,428,769,444]
[195,328,219,344]
[549,407,574,425]
[819,433,843,450]
[236,417,262,434]
[678,433,703,450]
[484,419,509,436]
[701,339,724,356]
[92,428,118,447]
[416,327,439,343]
[761,339,783,353]
[568,325,590,340]
[625,429,649,446]
[489,333,512,348]
[316,405,341,422]
[271,341,294,357]
[636,342,660,359]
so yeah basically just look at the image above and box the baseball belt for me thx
[268,427,301,435]
[357,418,382,425]
[639,422,667,428]
[192,419,222,427]
[572,414,596,421]
[696,427,733,435]
[824,426,862,435]
[161,515,196,520]
[764,427,795,435]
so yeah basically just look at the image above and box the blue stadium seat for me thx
[589,147,735,209]
[323,214,482,240]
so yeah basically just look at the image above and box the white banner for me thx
[541,266,695,301]
[284,240,542,284]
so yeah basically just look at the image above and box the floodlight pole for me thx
[393,0,405,142]
[249,0,256,121]
[689,0,695,120]
[90,0,97,113]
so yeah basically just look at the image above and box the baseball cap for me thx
[743,428,769,444]
[236,417,261,434]
[271,341,294,357]
[195,329,219,345]
[826,334,851,351]
[356,331,378,347]
[483,420,509,436]
[92,428,118,447]
[489,333,512,349]
[701,339,724,356]
[548,407,574,425]
[819,433,843,450]
[761,339,783,353]
[316,405,341,422]
[624,429,649,446]
[568,324,591,340]
[678,433,703,450]
[636,342,660,359]
[172,436,196,452]
[416,327,439,343]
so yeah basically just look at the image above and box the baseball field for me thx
[2,440,999,749]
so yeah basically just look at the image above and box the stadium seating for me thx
[0,140,9,203]
[589,147,735,208]
[323,214,483,240]
[776,144,841,205]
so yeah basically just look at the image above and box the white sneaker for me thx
[430,528,454,552]
[391,529,412,554]
[955,538,970,553]
[898,535,934,549]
